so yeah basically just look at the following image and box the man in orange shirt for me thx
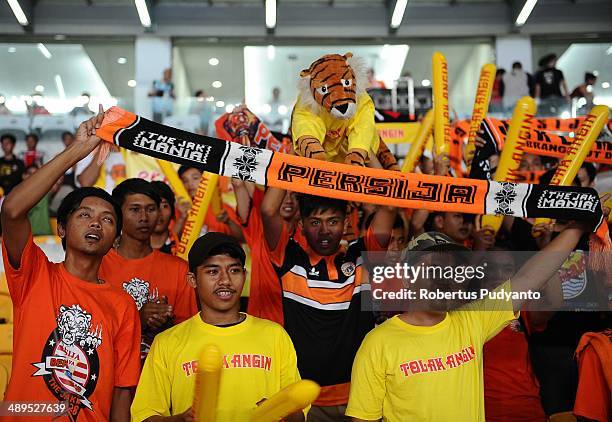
[100,178,197,362]
[231,179,300,325]
[1,110,141,421]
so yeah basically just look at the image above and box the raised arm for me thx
[1,110,104,268]
[260,187,287,251]
[231,178,255,224]
[76,157,103,187]
[510,223,587,312]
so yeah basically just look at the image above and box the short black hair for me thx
[61,131,73,140]
[25,133,39,143]
[112,178,161,208]
[364,211,404,231]
[56,187,123,250]
[178,165,201,178]
[585,72,596,82]
[581,163,597,184]
[0,134,16,145]
[297,194,347,219]
[194,90,204,97]
[512,61,522,69]
[151,180,176,217]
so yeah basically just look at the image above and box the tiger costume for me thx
[292,52,398,169]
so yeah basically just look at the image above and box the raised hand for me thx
[73,105,106,161]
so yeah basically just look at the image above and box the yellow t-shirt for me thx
[292,93,379,163]
[131,313,302,421]
[346,283,516,422]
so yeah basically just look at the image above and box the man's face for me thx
[435,212,471,243]
[487,251,516,284]
[577,168,592,188]
[180,168,202,199]
[121,193,159,242]
[60,196,118,257]
[302,208,346,256]
[154,198,172,234]
[25,136,37,150]
[1,138,14,155]
[519,153,543,171]
[190,254,245,313]
[62,133,75,147]
[387,227,407,263]
[279,191,299,220]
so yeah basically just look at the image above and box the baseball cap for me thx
[188,232,246,273]
[407,231,470,252]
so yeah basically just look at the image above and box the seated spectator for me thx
[20,133,45,168]
[27,94,50,115]
[0,133,25,195]
[70,92,94,116]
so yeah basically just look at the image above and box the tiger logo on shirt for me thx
[33,304,103,419]
[123,278,158,310]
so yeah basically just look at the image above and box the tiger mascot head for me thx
[298,52,367,120]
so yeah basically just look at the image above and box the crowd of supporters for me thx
[0,104,609,422]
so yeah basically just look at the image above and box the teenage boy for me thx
[346,224,597,422]
[100,178,197,361]
[131,232,305,422]
[261,190,396,420]
[150,180,180,255]
[1,111,141,421]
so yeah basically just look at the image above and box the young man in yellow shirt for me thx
[131,232,305,422]
[347,223,594,422]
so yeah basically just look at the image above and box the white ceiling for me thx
[0,42,113,113]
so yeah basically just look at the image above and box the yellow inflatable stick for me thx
[533,105,609,233]
[250,380,320,422]
[177,172,220,259]
[194,344,222,422]
[402,109,434,173]
[157,159,192,205]
[480,96,535,234]
[432,52,450,157]
[210,180,222,216]
[466,64,496,172]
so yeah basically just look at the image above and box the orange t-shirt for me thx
[237,190,291,326]
[483,318,546,422]
[574,331,612,422]
[2,235,141,421]
[99,249,197,359]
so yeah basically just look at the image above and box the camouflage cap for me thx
[407,231,470,252]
